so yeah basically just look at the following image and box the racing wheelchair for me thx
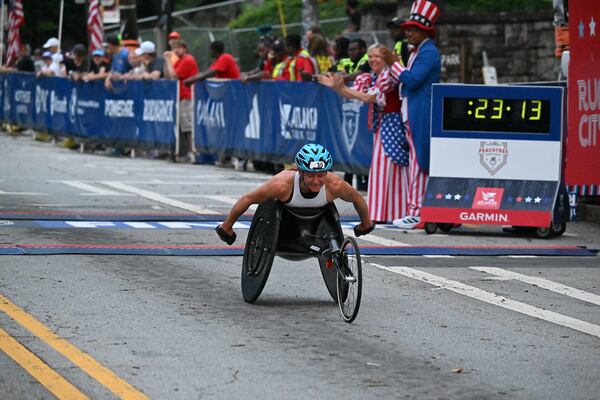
[241,199,362,323]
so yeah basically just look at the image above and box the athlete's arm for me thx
[326,174,373,233]
[218,172,292,236]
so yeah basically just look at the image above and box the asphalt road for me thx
[1,133,599,400]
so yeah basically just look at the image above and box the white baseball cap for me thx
[43,37,60,48]
[137,41,156,55]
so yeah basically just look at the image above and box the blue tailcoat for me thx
[398,39,441,173]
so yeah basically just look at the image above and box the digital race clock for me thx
[431,83,563,140]
[443,97,551,133]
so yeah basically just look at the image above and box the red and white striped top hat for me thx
[400,0,440,34]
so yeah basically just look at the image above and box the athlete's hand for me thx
[353,222,375,237]
[216,224,237,245]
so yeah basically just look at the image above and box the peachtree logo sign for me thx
[479,141,508,176]
[279,101,318,140]
[342,99,361,152]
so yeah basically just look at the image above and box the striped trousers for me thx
[367,128,408,223]
[404,122,428,217]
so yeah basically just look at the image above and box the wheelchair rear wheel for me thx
[336,237,362,323]
[241,201,279,303]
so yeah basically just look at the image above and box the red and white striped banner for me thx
[87,0,103,52]
[5,0,25,66]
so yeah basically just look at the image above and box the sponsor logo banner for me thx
[472,187,504,210]
[422,207,551,226]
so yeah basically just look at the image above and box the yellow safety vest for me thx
[394,41,406,67]
[349,53,369,74]
[336,58,353,73]
[288,49,311,81]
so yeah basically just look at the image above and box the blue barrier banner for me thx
[0,74,5,121]
[71,80,105,139]
[138,80,178,149]
[194,80,373,175]
[103,79,139,146]
[9,72,36,127]
[2,72,177,150]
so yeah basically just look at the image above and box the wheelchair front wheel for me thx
[336,237,362,323]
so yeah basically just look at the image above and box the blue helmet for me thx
[295,143,333,172]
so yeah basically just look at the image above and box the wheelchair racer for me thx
[216,143,375,245]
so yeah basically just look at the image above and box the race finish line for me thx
[0,244,596,257]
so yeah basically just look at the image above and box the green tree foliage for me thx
[443,0,552,13]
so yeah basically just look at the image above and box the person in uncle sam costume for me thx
[319,44,410,224]
[384,0,441,229]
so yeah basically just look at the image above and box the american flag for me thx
[87,0,103,51]
[5,0,25,66]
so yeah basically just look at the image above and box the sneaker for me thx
[392,216,421,229]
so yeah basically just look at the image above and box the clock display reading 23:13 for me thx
[443,97,551,134]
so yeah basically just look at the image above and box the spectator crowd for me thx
[0,0,441,229]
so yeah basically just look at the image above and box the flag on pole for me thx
[6,0,25,66]
[87,0,103,52]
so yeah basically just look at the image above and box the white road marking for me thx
[101,181,220,215]
[123,222,157,229]
[0,190,47,196]
[370,263,600,338]
[53,180,128,196]
[505,255,539,259]
[470,266,600,306]
[203,195,257,210]
[423,255,456,258]
[342,228,410,247]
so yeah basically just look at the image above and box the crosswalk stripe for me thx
[370,263,600,338]
[101,181,220,215]
[53,180,127,196]
[470,266,600,306]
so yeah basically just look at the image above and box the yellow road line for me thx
[0,295,148,400]
[0,327,89,400]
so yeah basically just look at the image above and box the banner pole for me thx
[275,0,287,37]
[0,1,5,66]
[58,0,65,50]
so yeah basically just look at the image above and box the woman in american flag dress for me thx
[319,44,409,223]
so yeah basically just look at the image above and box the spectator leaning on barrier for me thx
[43,37,60,55]
[309,34,333,74]
[167,31,181,66]
[68,44,90,81]
[240,37,274,82]
[284,34,314,82]
[84,49,109,81]
[343,38,370,83]
[135,41,165,80]
[164,39,199,163]
[385,0,441,229]
[184,40,240,85]
[33,49,45,74]
[331,36,352,73]
[0,44,34,72]
[37,51,53,76]
[104,35,132,91]
[271,39,291,81]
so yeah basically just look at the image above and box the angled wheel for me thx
[241,201,279,303]
[438,223,454,233]
[424,222,438,234]
[535,226,553,239]
[336,237,362,323]
[317,204,344,303]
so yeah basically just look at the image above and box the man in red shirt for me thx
[164,40,199,162]
[184,40,240,85]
